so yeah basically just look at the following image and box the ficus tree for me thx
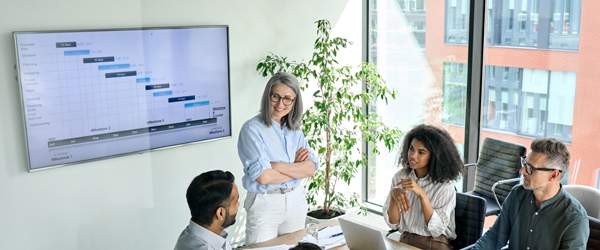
[256,20,402,217]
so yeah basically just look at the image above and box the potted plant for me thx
[256,20,402,220]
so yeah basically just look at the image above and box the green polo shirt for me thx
[472,184,589,250]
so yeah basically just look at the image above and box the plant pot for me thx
[305,214,328,225]
[306,210,345,224]
[305,206,359,224]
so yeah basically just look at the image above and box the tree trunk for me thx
[323,106,332,214]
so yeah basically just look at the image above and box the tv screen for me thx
[14,26,231,171]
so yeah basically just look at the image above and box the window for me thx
[430,61,578,190]
[408,21,426,49]
[502,0,580,49]
[549,0,580,49]
[447,64,576,142]
[442,63,467,126]
[415,0,426,11]
[446,0,581,50]
[368,0,597,211]
[367,0,468,207]
[399,0,426,12]
[397,0,427,49]
[445,0,470,44]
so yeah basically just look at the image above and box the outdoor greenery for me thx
[256,20,402,217]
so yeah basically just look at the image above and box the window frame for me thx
[363,0,486,212]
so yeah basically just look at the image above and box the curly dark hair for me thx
[399,124,465,183]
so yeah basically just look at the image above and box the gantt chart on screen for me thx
[16,28,231,170]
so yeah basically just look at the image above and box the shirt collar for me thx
[539,183,566,209]
[409,169,430,181]
[271,118,287,132]
[188,220,228,250]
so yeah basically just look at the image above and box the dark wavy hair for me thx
[399,124,465,183]
[186,170,235,227]
[289,242,322,250]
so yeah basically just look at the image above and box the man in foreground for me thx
[174,170,240,250]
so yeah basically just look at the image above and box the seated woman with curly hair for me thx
[383,124,465,250]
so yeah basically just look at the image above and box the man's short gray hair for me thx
[259,72,304,130]
[530,138,570,180]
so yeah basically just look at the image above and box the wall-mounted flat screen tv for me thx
[14,26,231,172]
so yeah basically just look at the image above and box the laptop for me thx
[338,218,415,250]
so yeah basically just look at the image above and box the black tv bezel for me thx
[13,25,232,172]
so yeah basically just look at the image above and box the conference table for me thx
[245,218,420,250]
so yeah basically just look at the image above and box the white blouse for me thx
[382,169,457,239]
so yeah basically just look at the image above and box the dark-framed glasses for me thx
[520,156,563,175]
[270,94,295,106]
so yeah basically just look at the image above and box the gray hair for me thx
[530,138,570,180]
[259,72,304,130]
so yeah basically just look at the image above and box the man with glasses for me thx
[472,138,589,249]
[174,170,239,250]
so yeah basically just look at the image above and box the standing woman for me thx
[238,72,318,245]
[383,124,464,250]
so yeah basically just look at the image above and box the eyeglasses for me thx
[520,156,563,175]
[270,94,295,106]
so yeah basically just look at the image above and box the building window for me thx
[485,66,575,142]
[549,0,580,49]
[415,0,426,11]
[398,0,426,12]
[395,0,427,49]
[442,63,575,142]
[446,0,581,50]
[546,71,576,141]
[445,0,470,44]
[483,66,521,131]
[442,63,467,126]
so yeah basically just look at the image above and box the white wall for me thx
[0,0,362,249]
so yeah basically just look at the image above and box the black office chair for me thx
[588,216,600,250]
[465,137,526,216]
[451,192,487,250]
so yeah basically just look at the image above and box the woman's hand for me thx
[390,186,411,213]
[294,147,309,162]
[390,178,426,213]
[398,178,426,198]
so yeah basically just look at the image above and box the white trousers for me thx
[244,186,307,245]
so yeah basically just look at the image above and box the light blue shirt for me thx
[238,114,318,193]
[173,220,232,250]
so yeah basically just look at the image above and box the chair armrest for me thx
[465,163,477,168]
[460,244,474,250]
[491,177,521,209]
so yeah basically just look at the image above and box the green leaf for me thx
[318,147,326,155]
